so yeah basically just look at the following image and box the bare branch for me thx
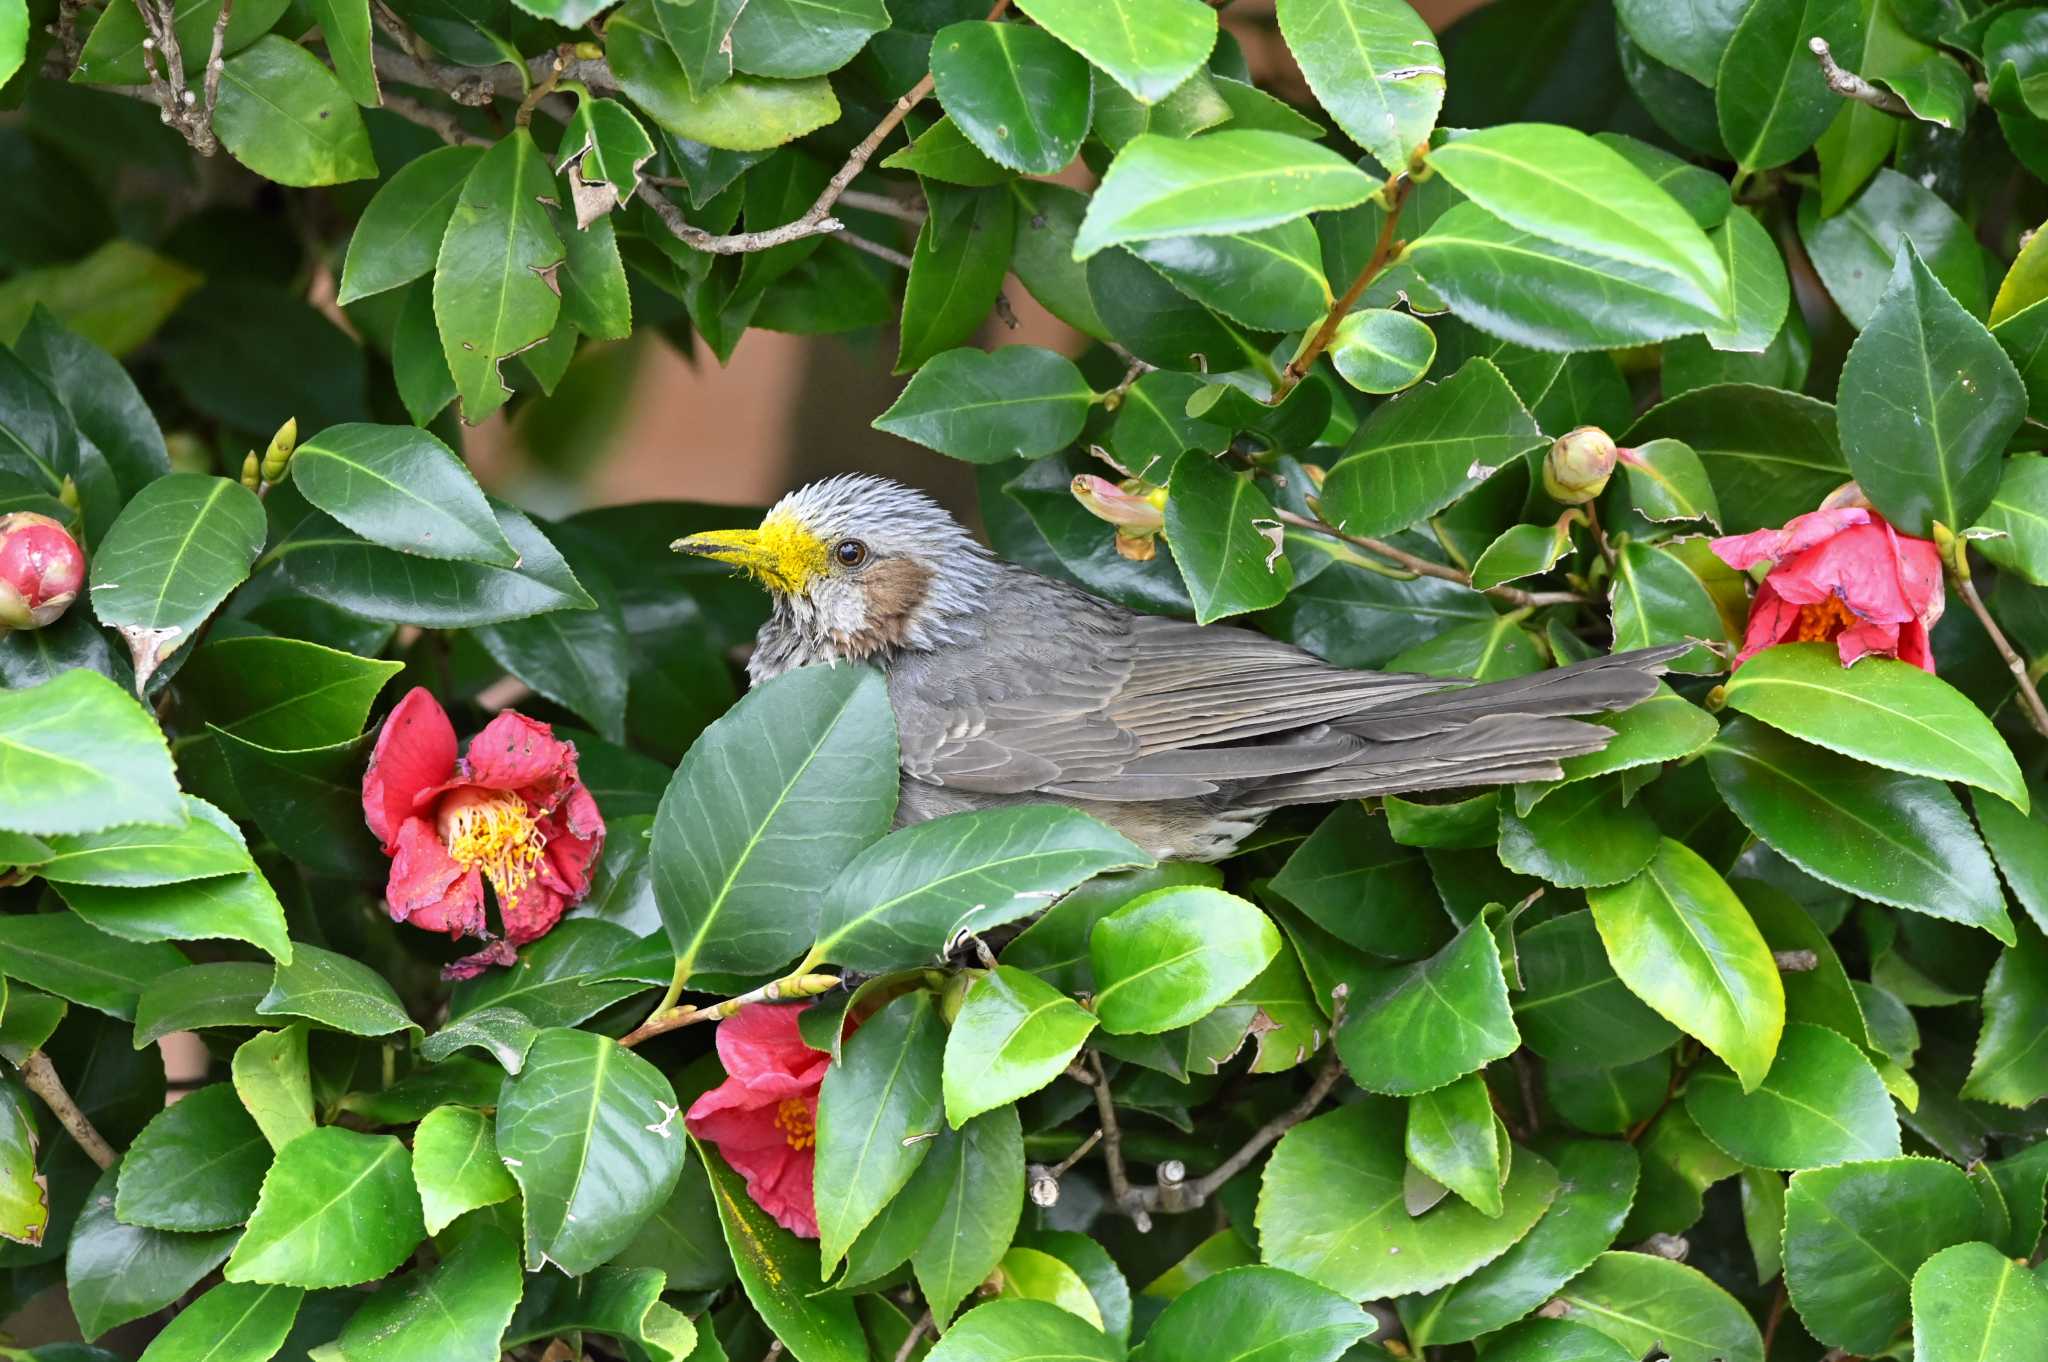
[382,91,488,146]
[1272,508,1586,609]
[1948,542,2048,738]
[892,1312,933,1362]
[15,1051,117,1170]
[1809,36,1911,117]
[1274,172,1412,400]
[835,229,913,269]
[1085,1051,1151,1231]
[837,188,927,224]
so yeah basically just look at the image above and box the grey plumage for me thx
[687,474,1687,861]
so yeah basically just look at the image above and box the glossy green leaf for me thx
[930,20,1091,175]
[1137,1264,1369,1362]
[293,423,517,566]
[448,920,651,1030]
[1802,171,1987,331]
[308,0,376,105]
[1074,130,1375,259]
[1469,520,1572,590]
[0,913,186,1021]
[1165,452,1292,624]
[910,1107,1025,1325]
[0,1076,45,1248]
[1614,0,1747,85]
[1617,438,1721,528]
[650,0,745,98]
[1513,909,1678,1066]
[11,307,170,499]
[497,1027,686,1273]
[1838,245,2027,538]
[1623,384,1846,533]
[1404,1074,1506,1217]
[134,1281,303,1362]
[411,1104,517,1235]
[1685,1021,1902,1168]
[1257,1100,1559,1298]
[1330,307,1436,394]
[89,473,266,686]
[1716,0,1866,173]
[1275,0,1444,175]
[38,795,247,888]
[814,990,944,1270]
[1607,539,1729,674]
[1269,800,1452,960]
[1499,776,1661,889]
[66,1165,237,1341]
[131,962,273,1048]
[1338,911,1519,1095]
[232,1026,314,1151]
[1093,66,1232,149]
[0,669,180,835]
[893,184,1015,374]
[1319,357,1542,538]
[433,130,562,423]
[71,0,292,85]
[943,966,1097,1127]
[1972,454,2048,586]
[1707,715,2014,944]
[177,635,401,751]
[215,37,376,188]
[328,1224,521,1362]
[1552,1252,1763,1362]
[258,943,419,1037]
[1586,838,1784,1091]
[1129,221,1329,332]
[116,1083,270,1231]
[727,0,886,78]
[609,0,839,149]
[873,346,1092,462]
[1912,1241,2048,1362]
[883,116,1012,186]
[1784,1156,1987,1353]
[1090,885,1281,1034]
[1014,0,1215,104]
[225,1128,423,1288]
[653,662,897,979]
[697,1139,868,1362]
[925,1300,1119,1362]
[1962,921,2048,1107]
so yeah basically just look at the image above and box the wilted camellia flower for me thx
[685,1003,829,1237]
[1710,486,1944,672]
[361,688,604,978]
[0,511,86,634]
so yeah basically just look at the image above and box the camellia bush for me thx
[8,0,2048,1357]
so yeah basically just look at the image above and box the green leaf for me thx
[501,1266,700,1362]
[1704,206,1789,353]
[1404,1073,1507,1216]
[1784,1156,1987,1353]
[411,1104,517,1235]
[816,991,946,1270]
[1275,0,1444,176]
[293,423,517,566]
[132,961,273,1048]
[393,279,457,424]
[1090,885,1281,1034]
[1479,1319,1635,1362]
[1623,384,1847,534]
[116,1083,270,1231]
[559,96,657,223]
[38,795,247,887]
[1617,438,1721,529]
[1330,307,1437,394]
[923,1300,1117,1362]
[1013,0,1215,104]
[1426,124,1728,318]
[1962,921,2048,1107]
[1513,909,1678,1067]
[1469,520,1572,590]
[210,730,382,880]
[433,130,563,423]
[1270,800,1452,960]
[1838,245,2028,538]
[1319,357,1542,538]
[66,1164,237,1341]
[729,0,888,78]
[420,1008,541,1074]
[1717,0,1866,173]
[258,943,421,1037]
[1338,911,1519,1095]
[883,116,1012,186]
[697,1139,869,1362]
[654,663,897,978]
[497,1027,685,1273]
[910,1107,1025,1325]
[0,668,180,835]
[1552,1252,1763,1362]
[1607,539,1728,674]
[0,913,186,1021]
[0,986,63,1065]
[471,554,631,745]
[56,854,289,962]
[448,920,650,1030]
[943,966,1097,1127]
[1402,1139,1641,1347]
[1074,130,1375,260]
[11,307,170,500]
[1614,0,1745,85]
[1499,777,1661,889]
[1684,1021,1902,1168]
[1988,10,2048,118]
[215,38,376,187]
[1093,66,1232,149]
[895,186,1017,374]
[89,473,266,687]
[1138,1264,1370,1362]
[873,346,1093,462]
[930,20,1090,175]
[1707,715,2014,944]
[134,1281,303,1362]
[1403,202,1725,353]
[177,635,402,750]
[232,1026,314,1151]
[1912,1241,2048,1361]
[328,1223,522,1362]
[1585,838,1784,1091]
[71,0,291,84]
[225,1128,424,1287]
[307,0,376,105]
[610,0,839,150]
[1800,170,1988,328]
[1128,221,1330,332]
[1258,1100,1560,1298]
[1165,453,1292,624]
[0,1076,46,1248]
[650,0,745,98]
[1972,453,2048,585]
[1725,643,2026,808]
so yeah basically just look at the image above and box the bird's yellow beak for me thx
[671,514,827,594]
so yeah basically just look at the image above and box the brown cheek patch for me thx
[842,557,933,653]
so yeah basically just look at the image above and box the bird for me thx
[674,474,1686,862]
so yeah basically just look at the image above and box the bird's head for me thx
[673,475,996,659]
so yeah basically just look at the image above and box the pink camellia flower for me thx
[685,1003,828,1238]
[361,687,604,978]
[1710,490,1944,672]
[0,511,86,634]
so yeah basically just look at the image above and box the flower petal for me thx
[1837,618,1905,667]
[714,1003,826,1085]
[362,688,457,852]
[501,883,565,947]
[388,818,487,937]
[1710,507,1871,572]
[443,939,518,980]
[1732,583,1800,668]
[1768,522,1917,622]
[462,710,576,795]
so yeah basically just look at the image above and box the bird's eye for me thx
[833,538,869,568]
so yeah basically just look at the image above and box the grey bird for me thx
[675,475,1685,862]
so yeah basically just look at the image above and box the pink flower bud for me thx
[1543,426,1619,505]
[1071,475,1166,533]
[0,512,85,633]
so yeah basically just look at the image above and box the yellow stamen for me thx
[772,1096,815,1151]
[1793,595,1858,644]
[438,789,546,911]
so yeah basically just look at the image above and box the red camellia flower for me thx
[361,687,604,978]
[685,1003,828,1238]
[0,511,86,634]
[1710,491,1944,673]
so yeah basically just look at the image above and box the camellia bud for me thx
[262,417,297,485]
[1072,474,1167,563]
[1543,426,1619,505]
[240,451,262,491]
[0,512,86,634]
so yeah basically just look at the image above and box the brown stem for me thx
[16,1051,117,1170]
[1273,174,1414,401]
[1082,1051,1151,1230]
[197,0,231,146]
[515,47,571,128]
[837,189,927,224]
[835,230,913,269]
[383,92,488,145]
[1273,509,1586,609]
[893,1311,933,1362]
[1809,36,1911,118]
[1762,1282,1790,1355]
[1950,545,2048,738]
[618,973,841,1048]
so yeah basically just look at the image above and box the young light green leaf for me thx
[1090,885,1280,1034]
[1912,1241,2048,1362]
[134,1281,303,1362]
[0,668,181,835]
[215,37,376,188]
[1338,912,1519,1095]
[1014,0,1216,104]
[412,1104,518,1235]
[1552,1252,1764,1362]
[1329,307,1437,394]
[1275,0,1444,176]
[225,1128,424,1288]
[232,1026,314,1150]
[943,966,1097,1127]
[326,1222,522,1362]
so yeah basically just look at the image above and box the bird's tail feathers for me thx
[1248,711,1612,804]
[1336,643,1690,742]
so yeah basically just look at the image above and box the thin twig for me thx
[15,1051,117,1170]
[1809,37,1911,117]
[837,189,927,223]
[1274,174,1413,400]
[382,92,488,145]
[893,1311,933,1362]
[1273,509,1586,609]
[1950,543,2048,738]
[1084,1051,1150,1231]
[515,46,571,128]
[1762,1283,1790,1355]
[1168,1046,1344,1208]
[619,973,842,1048]
[835,230,913,268]
[198,0,231,146]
